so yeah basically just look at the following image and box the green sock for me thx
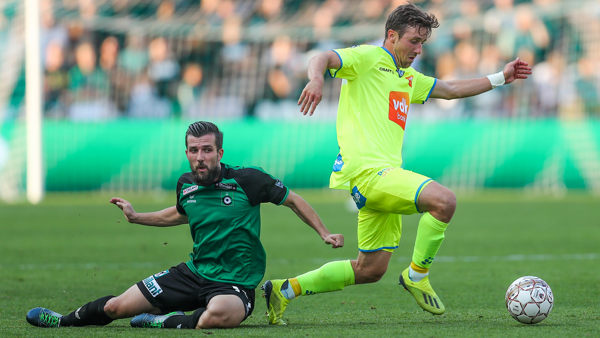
[294,260,355,296]
[412,212,449,269]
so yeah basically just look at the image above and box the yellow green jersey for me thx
[328,44,437,190]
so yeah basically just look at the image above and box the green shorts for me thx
[349,167,432,253]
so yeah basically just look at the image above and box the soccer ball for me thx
[505,276,554,324]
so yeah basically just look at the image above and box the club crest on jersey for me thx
[397,69,405,77]
[221,192,234,206]
[183,185,198,195]
[406,75,414,87]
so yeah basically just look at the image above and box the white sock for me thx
[280,280,296,300]
[409,266,429,282]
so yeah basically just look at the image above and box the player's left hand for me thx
[323,233,344,248]
[503,57,532,84]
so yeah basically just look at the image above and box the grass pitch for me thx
[1,190,599,337]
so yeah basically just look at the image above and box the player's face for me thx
[186,134,224,186]
[390,26,427,68]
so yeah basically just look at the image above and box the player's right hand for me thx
[323,233,344,248]
[298,77,324,116]
[109,197,135,223]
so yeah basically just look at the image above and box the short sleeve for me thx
[175,173,194,215]
[411,71,437,104]
[238,168,289,206]
[328,45,381,81]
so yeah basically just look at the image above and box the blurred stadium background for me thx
[1,0,600,202]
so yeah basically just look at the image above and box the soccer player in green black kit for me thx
[262,3,532,324]
[26,121,344,330]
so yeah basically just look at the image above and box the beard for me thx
[190,162,221,186]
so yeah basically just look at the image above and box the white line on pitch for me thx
[2,253,600,270]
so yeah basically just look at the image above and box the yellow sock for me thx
[294,260,355,296]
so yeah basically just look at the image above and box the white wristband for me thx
[487,71,505,89]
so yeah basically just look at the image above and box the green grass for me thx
[1,190,600,337]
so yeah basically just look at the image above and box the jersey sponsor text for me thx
[389,91,410,130]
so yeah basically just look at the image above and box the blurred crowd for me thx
[3,0,600,120]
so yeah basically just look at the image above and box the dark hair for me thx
[384,2,439,41]
[185,121,223,150]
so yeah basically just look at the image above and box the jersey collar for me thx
[380,46,406,78]
[216,163,226,184]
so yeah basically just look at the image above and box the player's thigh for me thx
[105,285,160,318]
[136,263,204,314]
[356,207,402,252]
[198,295,246,329]
[351,167,432,215]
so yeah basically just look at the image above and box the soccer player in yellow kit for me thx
[262,3,532,324]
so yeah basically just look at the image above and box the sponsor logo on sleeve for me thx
[142,275,163,297]
[275,180,284,189]
[389,91,410,130]
[183,185,198,195]
[333,153,344,172]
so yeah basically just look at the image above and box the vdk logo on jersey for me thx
[221,192,234,206]
[389,91,410,130]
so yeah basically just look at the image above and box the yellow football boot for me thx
[399,267,445,315]
[261,279,291,325]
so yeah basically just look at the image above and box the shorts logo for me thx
[221,192,234,206]
[377,167,393,177]
[333,153,344,172]
[154,270,169,278]
[142,275,163,297]
[183,185,198,195]
[389,91,410,130]
[351,186,367,210]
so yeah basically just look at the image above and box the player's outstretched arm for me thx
[429,57,532,100]
[110,197,188,227]
[282,190,344,248]
[298,51,341,116]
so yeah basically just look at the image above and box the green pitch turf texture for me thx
[1,190,599,337]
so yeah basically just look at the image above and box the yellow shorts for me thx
[349,167,432,253]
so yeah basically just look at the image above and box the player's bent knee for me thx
[355,264,387,283]
[431,189,456,222]
[103,298,123,318]
[197,310,242,329]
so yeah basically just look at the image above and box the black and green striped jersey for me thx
[176,163,289,289]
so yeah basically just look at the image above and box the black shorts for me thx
[136,262,255,321]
